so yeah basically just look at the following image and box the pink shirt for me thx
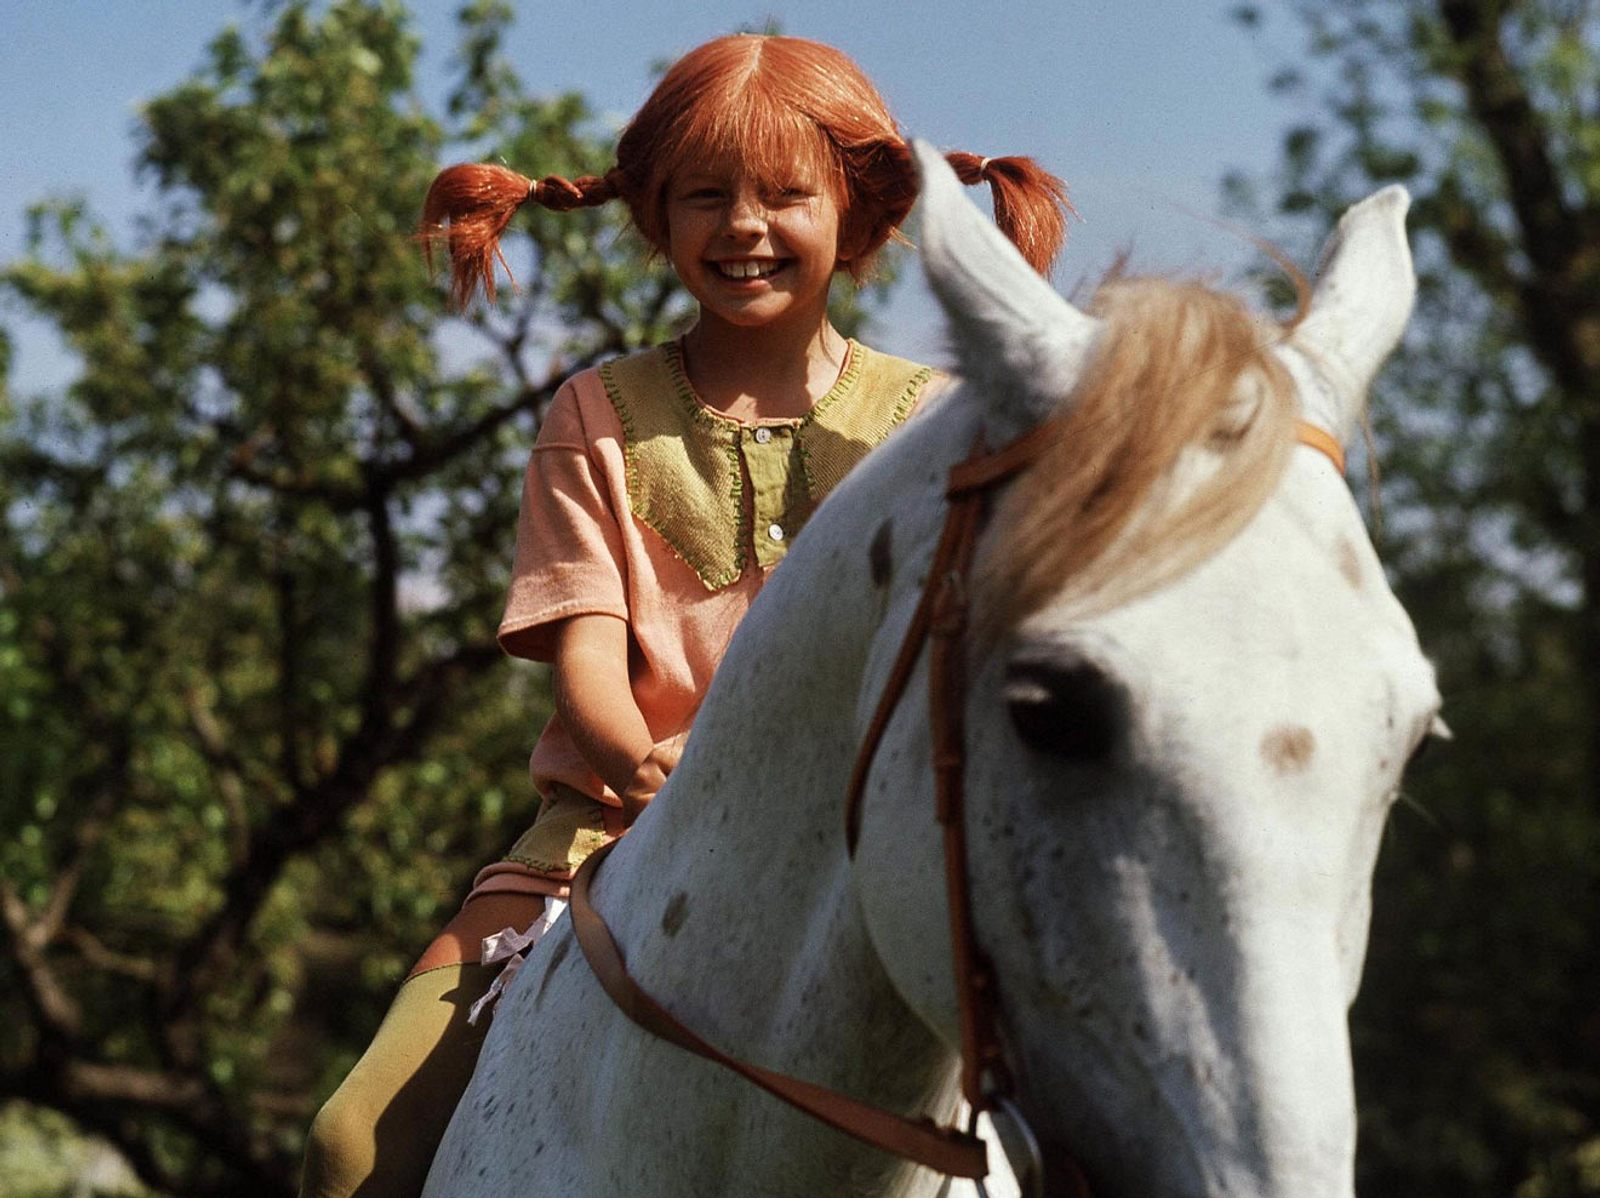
[497,342,935,806]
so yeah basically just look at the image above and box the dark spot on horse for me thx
[1261,725,1316,775]
[534,934,571,1010]
[661,891,690,938]
[1337,537,1363,589]
[869,518,893,587]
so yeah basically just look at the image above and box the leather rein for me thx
[568,418,1346,1191]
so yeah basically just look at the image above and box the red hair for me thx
[421,34,1072,308]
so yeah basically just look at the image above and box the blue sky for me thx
[1,0,1310,379]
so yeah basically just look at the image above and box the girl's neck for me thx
[679,313,851,422]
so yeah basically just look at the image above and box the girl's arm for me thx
[550,613,666,823]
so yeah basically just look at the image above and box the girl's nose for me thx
[724,189,768,236]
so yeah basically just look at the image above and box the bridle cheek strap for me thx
[569,416,1343,1193]
[842,417,1059,1186]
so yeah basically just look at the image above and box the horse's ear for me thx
[913,139,1099,441]
[1290,185,1416,440]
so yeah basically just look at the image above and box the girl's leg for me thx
[298,893,545,1198]
[405,891,542,980]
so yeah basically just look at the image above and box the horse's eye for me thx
[1003,652,1127,761]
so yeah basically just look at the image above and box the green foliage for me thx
[0,1102,145,1197]
[1233,3,1600,1195]
[0,2,782,1193]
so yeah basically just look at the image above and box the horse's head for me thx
[852,143,1441,1198]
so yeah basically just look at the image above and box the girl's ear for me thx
[833,211,873,270]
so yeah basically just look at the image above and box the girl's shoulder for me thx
[535,352,659,451]
[849,341,955,420]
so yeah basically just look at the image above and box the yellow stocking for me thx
[299,962,494,1198]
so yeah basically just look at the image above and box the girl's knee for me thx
[300,1084,378,1198]
[298,966,495,1198]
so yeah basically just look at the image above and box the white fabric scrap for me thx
[467,898,568,1025]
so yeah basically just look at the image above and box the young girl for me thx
[299,32,1069,1198]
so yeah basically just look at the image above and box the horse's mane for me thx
[975,275,1300,636]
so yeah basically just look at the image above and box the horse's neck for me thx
[587,399,973,1112]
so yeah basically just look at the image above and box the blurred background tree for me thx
[1229,1,1600,1194]
[0,1,706,1192]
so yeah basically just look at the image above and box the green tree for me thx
[1231,2,1600,1194]
[0,2,697,1193]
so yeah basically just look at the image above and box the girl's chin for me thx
[690,305,823,336]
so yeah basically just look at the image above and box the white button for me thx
[753,427,774,444]
[767,523,785,542]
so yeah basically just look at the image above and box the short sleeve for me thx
[497,380,630,661]
[909,369,952,418]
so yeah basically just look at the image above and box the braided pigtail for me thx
[419,163,623,309]
[943,151,1072,277]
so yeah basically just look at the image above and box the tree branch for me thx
[161,637,504,1031]
[59,1060,207,1110]
[185,686,252,866]
[0,881,84,1037]
[1422,172,1524,306]
[1437,0,1600,392]
[62,925,161,983]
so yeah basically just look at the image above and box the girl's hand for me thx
[620,745,674,827]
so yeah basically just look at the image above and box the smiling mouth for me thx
[713,259,786,280]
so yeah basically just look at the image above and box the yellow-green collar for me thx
[599,342,933,590]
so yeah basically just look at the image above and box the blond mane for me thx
[975,275,1300,637]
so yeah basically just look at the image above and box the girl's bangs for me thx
[669,93,843,194]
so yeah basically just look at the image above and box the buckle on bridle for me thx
[973,1088,1046,1198]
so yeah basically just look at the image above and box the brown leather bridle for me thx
[569,418,1346,1194]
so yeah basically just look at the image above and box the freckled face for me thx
[663,160,845,335]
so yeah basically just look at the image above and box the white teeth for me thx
[717,260,782,279]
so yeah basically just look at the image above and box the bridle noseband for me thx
[569,418,1345,1195]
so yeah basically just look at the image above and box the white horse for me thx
[423,143,1441,1198]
